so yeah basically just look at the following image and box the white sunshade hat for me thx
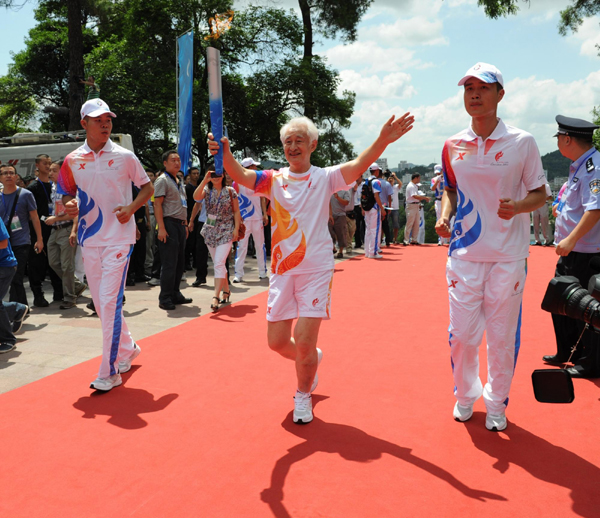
[80,99,117,119]
[458,62,504,88]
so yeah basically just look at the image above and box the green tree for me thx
[477,0,600,34]
[0,74,36,135]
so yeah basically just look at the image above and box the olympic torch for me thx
[205,11,233,176]
[207,47,223,175]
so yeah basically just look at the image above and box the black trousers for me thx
[28,223,62,299]
[382,216,392,246]
[127,220,147,281]
[157,218,186,305]
[194,221,209,283]
[551,251,600,374]
[354,205,365,247]
[9,244,30,305]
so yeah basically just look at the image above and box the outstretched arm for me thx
[339,113,414,185]
[207,134,257,190]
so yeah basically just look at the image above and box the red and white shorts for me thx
[266,270,334,322]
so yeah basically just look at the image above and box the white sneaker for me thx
[232,277,242,283]
[293,391,313,424]
[90,374,122,391]
[259,274,268,279]
[118,343,141,374]
[310,348,323,393]
[372,253,383,259]
[453,402,474,422]
[485,412,507,431]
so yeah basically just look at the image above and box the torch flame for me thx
[204,11,234,40]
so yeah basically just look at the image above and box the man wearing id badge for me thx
[545,115,600,379]
[153,150,192,311]
[0,164,44,307]
[27,154,64,307]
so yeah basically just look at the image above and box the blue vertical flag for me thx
[177,31,194,174]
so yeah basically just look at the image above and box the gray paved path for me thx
[0,257,271,394]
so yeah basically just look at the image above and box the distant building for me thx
[376,158,388,171]
[398,161,409,171]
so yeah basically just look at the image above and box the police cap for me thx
[554,115,599,138]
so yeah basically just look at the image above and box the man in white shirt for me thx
[435,63,546,431]
[531,183,553,246]
[234,158,268,282]
[363,163,387,259]
[59,99,153,391]
[208,113,414,424]
[431,165,448,245]
[389,173,402,244]
[404,173,429,245]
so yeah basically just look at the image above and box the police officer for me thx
[544,115,600,378]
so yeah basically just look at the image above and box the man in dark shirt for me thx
[26,154,63,306]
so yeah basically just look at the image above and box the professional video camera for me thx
[534,260,600,403]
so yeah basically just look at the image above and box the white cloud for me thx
[323,41,418,74]
[342,70,600,167]
[566,16,600,57]
[338,70,416,99]
[373,17,449,47]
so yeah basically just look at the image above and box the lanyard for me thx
[1,190,15,222]
[41,181,53,204]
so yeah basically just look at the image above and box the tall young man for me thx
[59,98,153,391]
[435,63,546,431]
[208,113,414,424]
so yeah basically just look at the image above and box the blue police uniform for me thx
[547,115,600,377]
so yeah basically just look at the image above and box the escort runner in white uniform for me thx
[234,158,268,282]
[363,163,385,259]
[58,99,153,391]
[435,63,546,432]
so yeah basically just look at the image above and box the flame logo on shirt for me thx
[495,151,504,162]
[270,197,306,275]
[449,185,482,255]
[108,159,114,168]
[77,188,103,246]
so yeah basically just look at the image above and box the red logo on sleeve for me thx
[457,152,466,161]
[78,163,86,170]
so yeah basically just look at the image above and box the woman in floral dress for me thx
[194,170,241,311]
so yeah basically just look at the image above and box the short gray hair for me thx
[280,116,319,144]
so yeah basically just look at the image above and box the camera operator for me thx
[545,115,600,378]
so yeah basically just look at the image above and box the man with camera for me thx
[435,63,547,432]
[545,115,600,379]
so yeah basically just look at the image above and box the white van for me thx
[0,131,134,178]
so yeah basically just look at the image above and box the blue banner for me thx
[178,31,194,175]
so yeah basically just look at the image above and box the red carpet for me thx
[1,245,600,517]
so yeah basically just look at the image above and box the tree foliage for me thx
[477,0,600,35]
[1,0,363,168]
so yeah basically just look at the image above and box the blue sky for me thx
[2,0,600,166]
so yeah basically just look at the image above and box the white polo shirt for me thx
[236,184,263,222]
[57,139,150,247]
[405,181,420,203]
[441,118,545,262]
[253,165,352,275]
